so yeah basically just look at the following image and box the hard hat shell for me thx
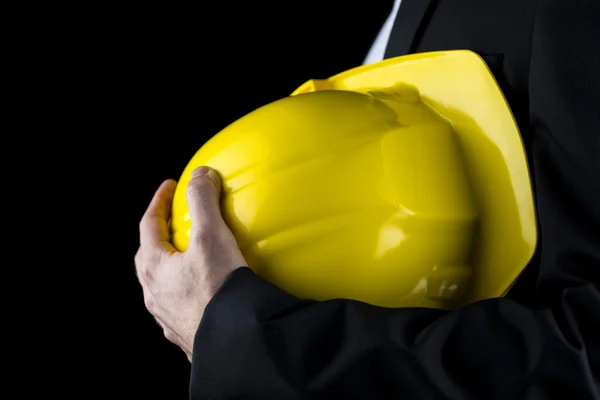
[171,50,537,309]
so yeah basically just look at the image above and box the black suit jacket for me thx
[190,1,600,398]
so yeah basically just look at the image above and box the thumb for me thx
[186,166,226,236]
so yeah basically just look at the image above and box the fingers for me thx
[186,166,227,244]
[139,179,178,251]
[137,179,177,289]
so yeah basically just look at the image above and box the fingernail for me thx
[206,169,220,188]
[194,166,209,176]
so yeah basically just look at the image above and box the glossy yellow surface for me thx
[171,50,537,309]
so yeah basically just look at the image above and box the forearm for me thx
[190,268,599,399]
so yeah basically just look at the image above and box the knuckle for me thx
[191,229,236,259]
[148,250,164,268]
[163,329,176,343]
[193,226,215,247]
[187,175,213,193]
[134,249,142,266]
[142,263,155,282]
[139,217,149,233]
[195,224,213,239]
[138,250,163,283]
[144,296,154,312]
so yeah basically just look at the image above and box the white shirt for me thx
[363,0,403,65]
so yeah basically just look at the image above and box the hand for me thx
[135,166,247,361]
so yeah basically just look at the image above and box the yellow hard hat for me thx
[170,50,537,309]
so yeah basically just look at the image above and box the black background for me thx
[81,3,392,398]
[21,1,599,398]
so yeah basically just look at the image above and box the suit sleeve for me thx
[189,2,600,398]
